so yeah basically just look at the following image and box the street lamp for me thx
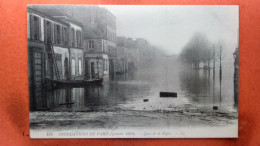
[125,61,127,73]
[96,56,100,78]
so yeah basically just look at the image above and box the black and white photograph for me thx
[27,5,239,138]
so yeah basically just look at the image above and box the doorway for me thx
[85,59,89,79]
[91,62,95,79]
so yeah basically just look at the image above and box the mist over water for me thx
[30,54,237,113]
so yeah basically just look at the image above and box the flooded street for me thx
[30,56,238,130]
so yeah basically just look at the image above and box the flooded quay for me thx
[30,56,238,131]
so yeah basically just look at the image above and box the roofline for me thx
[53,16,84,28]
[65,19,84,28]
[27,7,69,26]
[104,8,116,20]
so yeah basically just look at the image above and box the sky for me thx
[101,5,239,55]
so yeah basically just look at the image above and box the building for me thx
[79,6,117,77]
[83,6,117,76]
[28,7,73,110]
[57,6,117,76]
[28,7,71,83]
[116,36,159,72]
[28,6,84,81]
[116,37,139,72]
[55,16,84,80]
[83,38,109,78]
[116,37,130,73]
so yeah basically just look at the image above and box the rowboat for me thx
[45,77,103,87]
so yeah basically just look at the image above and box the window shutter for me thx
[53,24,56,44]
[79,31,82,48]
[76,30,79,48]
[51,22,54,43]
[59,25,62,45]
[39,18,42,41]
[61,26,64,46]
[70,29,72,46]
[63,27,66,46]
[66,28,68,46]
[55,24,57,44]
[68,29,71,46]
[75,30,77,48]
[44,19,47,42]
[72,28,75,47]
[30,15,34,39]
[35,17,39,40]
[27,13,30,39]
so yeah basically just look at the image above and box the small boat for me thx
[45,77,103,87]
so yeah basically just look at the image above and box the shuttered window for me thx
[61,26,64,45]
[45,20,52,43]
[71,53,76,76]
[69,28,75,47]
[53,24,57,44]
[76,30,82,48]
[89,40,94,48]
[51,23,54,43]
[31,16,40,40]
[57,25,61,45]
[64,27,68,46]
[29,15,33,39]
[72,28,75,47]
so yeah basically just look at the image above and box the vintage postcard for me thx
[27,5,239,138]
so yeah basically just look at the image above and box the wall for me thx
[70,48,84,79]
[84,39,103,53]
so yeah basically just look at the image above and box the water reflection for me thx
[180,69,213,103]
[179,68,236,111]
[30,67,237,112]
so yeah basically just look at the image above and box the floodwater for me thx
[30,56,238,130]
[30,57,238,113]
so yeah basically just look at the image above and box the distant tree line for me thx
[180,32,225,72]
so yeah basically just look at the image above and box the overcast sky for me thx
[101,5,238,55]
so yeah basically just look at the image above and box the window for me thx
[77,31,82,48]
[54,24,57,44]
[78,54,82,75]
[71,53,76,75]
[79,59,82,75]
[71,28,75,47]
[89,40,94,49]
[57,25,61,44]
[71,59,76,75]
[61,27,64,45]
[33,16,40,40]
[46,21,52,42]
[63,27,68,45]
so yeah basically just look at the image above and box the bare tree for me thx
[180,32,212,69]
[216,40,225,80]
